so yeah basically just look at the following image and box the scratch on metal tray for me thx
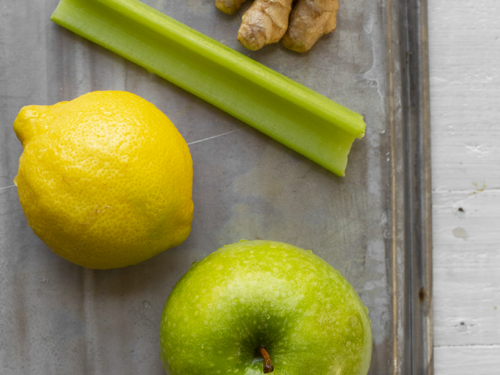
[0,185,16,191]
[187,130,237,146]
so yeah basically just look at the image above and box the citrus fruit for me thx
[13,91,193,269]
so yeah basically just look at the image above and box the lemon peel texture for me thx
[13,91,193,269]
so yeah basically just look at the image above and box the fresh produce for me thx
[160,240,372,374]
[51,0,365,177]
[219,0,293,51]
[13,91,193,269]
[217,0,340,52]
[282,0,340,53]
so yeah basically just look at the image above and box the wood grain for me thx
[435,346,500,375]
[429,0,500,191]
[433,190,500,346]
[429,0,500,372]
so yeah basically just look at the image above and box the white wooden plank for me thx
[429,0,500,191]
[433,189,500,347]
[435,346,500,375]
[428,1,500,370]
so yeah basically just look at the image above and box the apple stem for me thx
[259,346,274,373]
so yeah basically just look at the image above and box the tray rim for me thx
[388,0,433,373]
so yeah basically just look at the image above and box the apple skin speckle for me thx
[160,240,372,375]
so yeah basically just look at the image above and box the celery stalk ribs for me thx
[51,0,366,176]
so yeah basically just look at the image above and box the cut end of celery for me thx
[51,0,366,176]
[318,128,364,177]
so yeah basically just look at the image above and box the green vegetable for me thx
[51,0,365,176]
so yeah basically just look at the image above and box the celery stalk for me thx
[51,0,365,176]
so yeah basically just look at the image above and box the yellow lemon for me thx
[13,91,193,269]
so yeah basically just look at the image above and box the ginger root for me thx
[282,0,339,52]
[216,0,339,52]
[237,0,294,51]
[215,0,247,15]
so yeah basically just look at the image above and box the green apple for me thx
[160,240,372,374]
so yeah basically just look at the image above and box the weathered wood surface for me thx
[429,0,500,373]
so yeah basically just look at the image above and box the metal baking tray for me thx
[0,0,432,373]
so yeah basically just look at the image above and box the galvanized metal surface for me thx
[0,0,432,374]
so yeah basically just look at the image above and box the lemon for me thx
[13,91,193,269]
